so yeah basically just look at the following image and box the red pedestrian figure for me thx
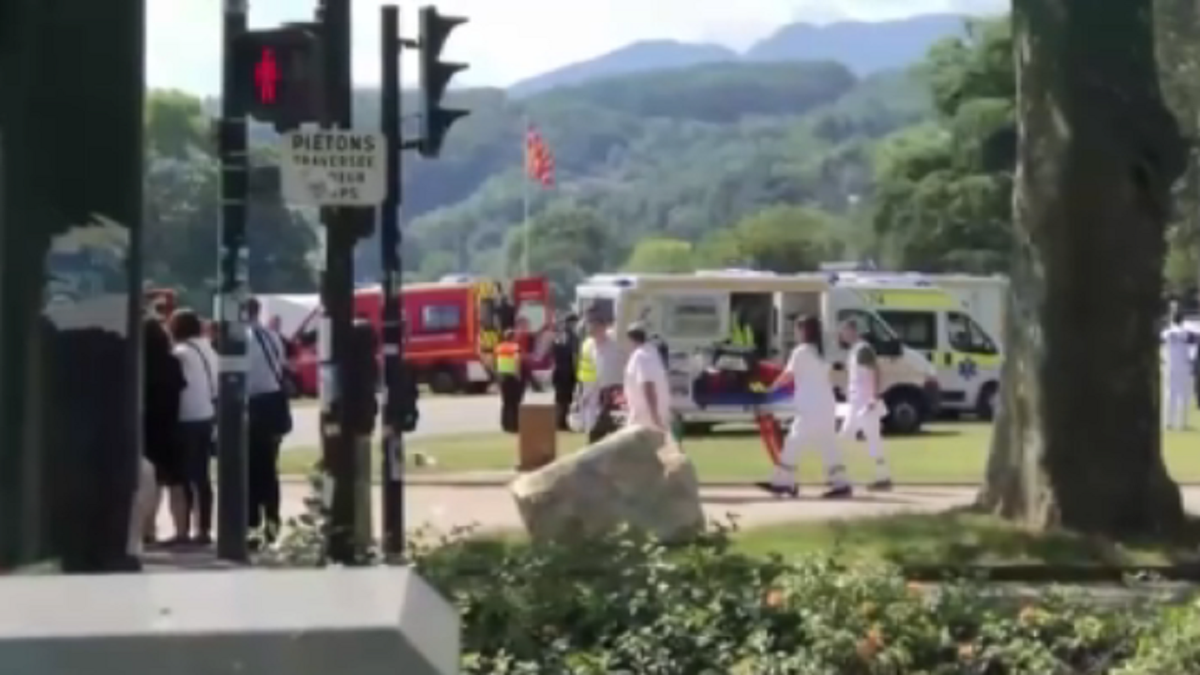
[255,48,280,103]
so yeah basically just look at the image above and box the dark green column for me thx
[0,0,145,571]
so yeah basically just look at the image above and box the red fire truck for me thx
[144,287,178,318]
[289,275,555,396]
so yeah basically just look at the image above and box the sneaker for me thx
[193,533,213,546]
[867,479,894,492]
[753,481,799,498]
[163,535,191,548]
[821,485,853,499]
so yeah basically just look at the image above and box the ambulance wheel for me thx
[883,390,924,435]
[428,367,461,395]
[976,383,998,421]
[465,382,491,395]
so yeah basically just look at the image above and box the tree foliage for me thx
[143,90,319,309]
[871,19,1014,273]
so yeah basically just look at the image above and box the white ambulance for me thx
[832,273,1004,419]
[573,271,940,434]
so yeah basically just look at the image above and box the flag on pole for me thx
[525,126,555,187]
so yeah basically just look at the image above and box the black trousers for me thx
[179,420,214,535]
[499,375,525,433]
[553,379,575,430]
[247,427,282,534]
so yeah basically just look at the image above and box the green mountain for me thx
[343,59,934,280]
[507,15,972,96]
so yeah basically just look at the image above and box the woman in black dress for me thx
[142,317,185,544]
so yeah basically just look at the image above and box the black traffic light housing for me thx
[233,27,324,132]
[417,6,470,158]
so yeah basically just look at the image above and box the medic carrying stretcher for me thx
[574,272,939,437]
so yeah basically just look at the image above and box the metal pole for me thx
[318,0,365,565]
[522,117,531,277]
[379,4,406,559]
[216,0,250,563]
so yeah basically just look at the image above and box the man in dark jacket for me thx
[551,313,580,430]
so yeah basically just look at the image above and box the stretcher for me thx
[754,406,783,466]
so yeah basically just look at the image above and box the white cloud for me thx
[146,0,1006,95]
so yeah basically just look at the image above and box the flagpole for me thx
[522,115,531,277]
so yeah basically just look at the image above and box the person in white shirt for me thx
[169,309,219,545]
[757,315,852,499]
[245,297,291,541]
[838,319,892,491]
[1162,312,1196,430]
[623,322,672,432]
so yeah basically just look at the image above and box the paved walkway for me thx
[146,484,1188,538]
[154,484,985,538]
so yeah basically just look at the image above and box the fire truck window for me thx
[517,301,547,331]
[479,298,497,330]
[420,305,462,333]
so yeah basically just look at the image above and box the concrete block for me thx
[0,567,459,675]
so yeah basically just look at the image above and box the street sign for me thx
[280,130,386,207]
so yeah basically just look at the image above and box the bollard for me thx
[517,403,557,471]
[345,320,379,557]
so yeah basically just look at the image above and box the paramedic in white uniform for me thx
[838,318,893,491]
[756,315,852,499]
[1162,311,1195,430]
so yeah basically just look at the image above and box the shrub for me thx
[1113,599,1200,675]
[265,485,1191,674]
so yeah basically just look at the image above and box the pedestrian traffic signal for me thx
[233,27,324,132]
[417,6,469,158]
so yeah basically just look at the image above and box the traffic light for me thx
[233,27,324,132]
[417,6,469,158]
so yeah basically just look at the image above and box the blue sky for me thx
[147,0,1004,95]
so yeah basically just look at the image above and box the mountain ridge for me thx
[507,14,971,96]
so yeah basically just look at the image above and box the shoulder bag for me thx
[251,327,294,437]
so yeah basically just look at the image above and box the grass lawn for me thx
[422,510,1200,568]
[734,509,1200,567]
[279,422,1200,484]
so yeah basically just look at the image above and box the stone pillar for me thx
[0,0,144,571]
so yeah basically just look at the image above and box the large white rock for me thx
[509,425,704,542]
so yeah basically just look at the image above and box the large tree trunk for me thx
[978,0,1187,536]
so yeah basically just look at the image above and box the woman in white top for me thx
[622,323,672,432]
[757,315,852,499]
[169,309,219,545]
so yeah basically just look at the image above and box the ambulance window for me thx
[581,298,614,324]
[667,297,722,337]
[876,310,937,351]
[836,309,897,344]
[947,312,997,354]
[420,304,461,333]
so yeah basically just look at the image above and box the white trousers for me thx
[126,458,157,557]
[1164,370,1192,430]
[774,411,848,488]
[840,400,889,481]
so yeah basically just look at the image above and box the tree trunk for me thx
[978,0,1187,536]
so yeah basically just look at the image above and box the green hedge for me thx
[403,525,1200,675]
[264,491,1200,674]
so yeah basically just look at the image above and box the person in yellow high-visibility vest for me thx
[495,330,524,433]
[574,312,622,442]
[729,315,755,349]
